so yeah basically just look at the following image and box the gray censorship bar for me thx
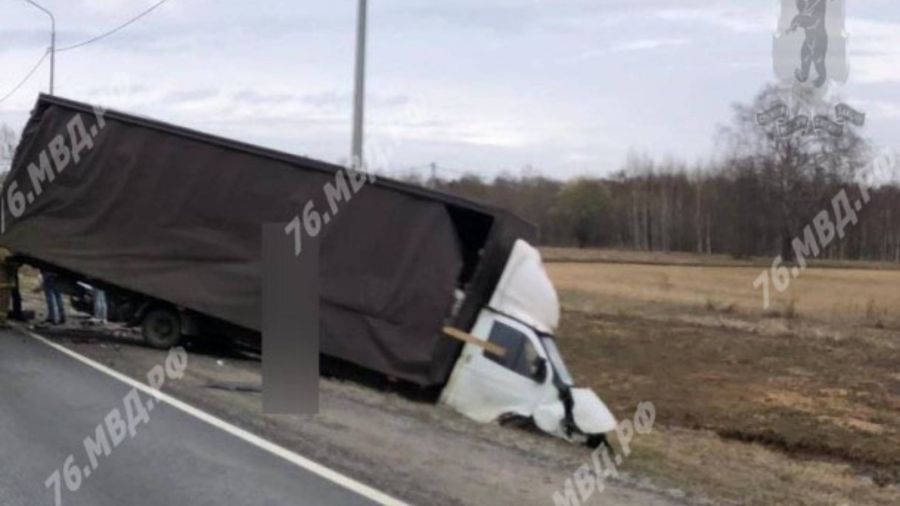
[262,224,319,414]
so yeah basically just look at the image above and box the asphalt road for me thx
[0,329,390,506]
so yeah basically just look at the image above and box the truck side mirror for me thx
[532,357,548,384]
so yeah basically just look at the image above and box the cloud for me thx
[610,38,689,53]
[0,29,57,52]
[165,88,220,104]
[854,100,900,119]
[654,5,773,34]
[81,0,160,12]
[3,1,897,180]
[847,18,900,84]
[572,37,689,62]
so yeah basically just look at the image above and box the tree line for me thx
[401,86,900,263]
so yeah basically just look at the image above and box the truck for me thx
[1,94,616,446]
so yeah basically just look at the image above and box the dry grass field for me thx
[541,246,900,272]
[545,248,900,505]
[548,261,900,326]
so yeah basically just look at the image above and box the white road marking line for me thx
[15,325,409,506]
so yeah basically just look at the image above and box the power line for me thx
[57,0,172,52]
[0,0,171,105]
[0,49,50,105]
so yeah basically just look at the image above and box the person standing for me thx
[92,286,108,324]
[41,270,66,325]
[0,251,15,328]
[7,258,22,321]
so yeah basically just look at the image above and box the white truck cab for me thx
[441,240,617,444]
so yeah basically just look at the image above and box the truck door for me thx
[440,310,557,423]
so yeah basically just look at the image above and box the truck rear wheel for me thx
[141,307,182,349]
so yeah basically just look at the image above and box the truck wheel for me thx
[586,433,612,451]
[141,307,182,349]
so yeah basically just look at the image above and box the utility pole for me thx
[429,163,437,188]
[24,0,55,94]
[351,0,368,169]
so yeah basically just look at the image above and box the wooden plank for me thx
[442,326,506,358]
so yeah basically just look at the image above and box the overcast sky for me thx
[0,0,898,179]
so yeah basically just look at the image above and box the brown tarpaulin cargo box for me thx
[1,95,534,387]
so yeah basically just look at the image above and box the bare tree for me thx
[717,85,869,259]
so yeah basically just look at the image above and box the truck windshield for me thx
[541,337,574,386]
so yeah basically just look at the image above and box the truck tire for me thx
[141,307,182,349]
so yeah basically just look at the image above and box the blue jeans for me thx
[93,288,108,322]
[42,274,66,323]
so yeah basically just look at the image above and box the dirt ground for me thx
[23,324,689,506]
[546,252,900,506]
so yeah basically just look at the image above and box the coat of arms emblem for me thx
[773,0,848,91]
